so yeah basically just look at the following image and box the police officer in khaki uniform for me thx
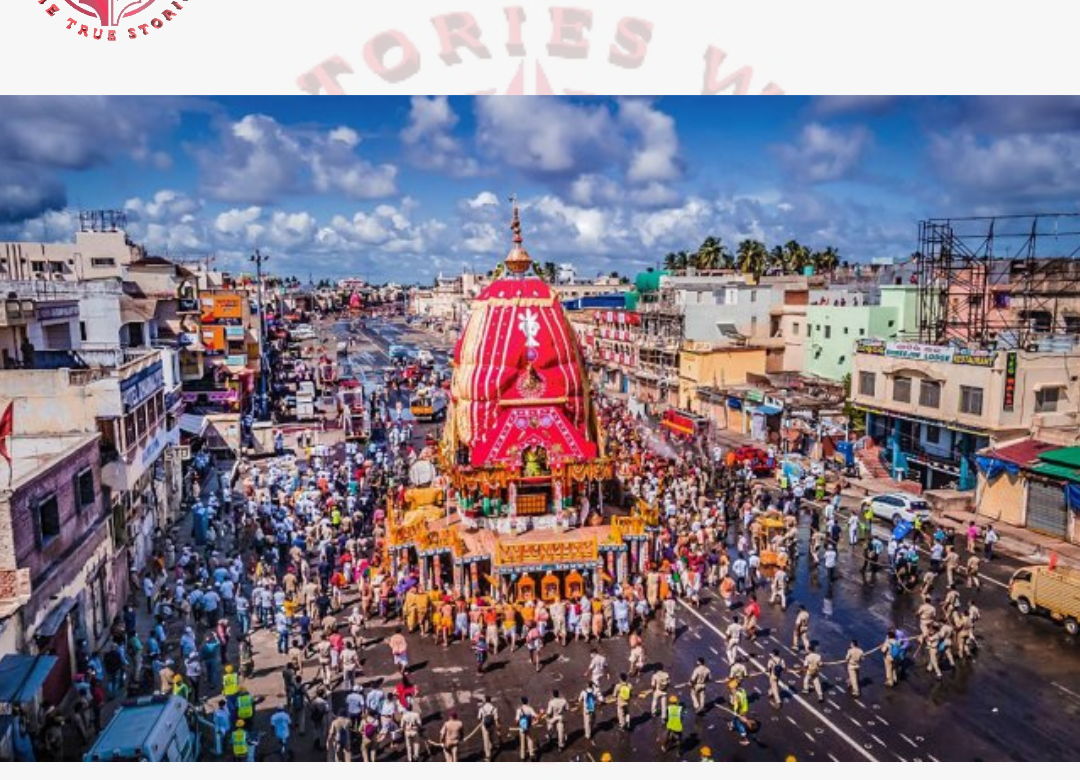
[649,665,671,717]
[844,639,864,696]
[544,690,569,751]
[917,598,937,642]
[689,658,711,713]
[966,555,982,591]
[944,547,960,588]
[880,629,900,687]
[926,623,945,679]
[792,605,811,653]
[801,644,825,703]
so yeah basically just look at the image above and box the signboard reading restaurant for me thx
[856,340,996,368]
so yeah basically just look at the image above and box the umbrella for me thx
[892,520,914,541]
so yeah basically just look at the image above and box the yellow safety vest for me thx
[222,673,240,696]
[666,704,683,732]
[617,684,632,702]
[173,681,189,699]
[237,694,254,719]
[232,729,248,756]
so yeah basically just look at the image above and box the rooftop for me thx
[3,432,99,491]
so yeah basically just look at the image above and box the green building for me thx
[805,286,918,381]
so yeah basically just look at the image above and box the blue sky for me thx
[2,96,1079,282]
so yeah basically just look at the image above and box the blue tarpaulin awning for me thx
[0,654,58,705]
[754,404,783,416]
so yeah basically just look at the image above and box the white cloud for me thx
[125,190,200,222]
[401,97,482,176]
[776,123,871,183]
[466,191,499,209]
[195,113,397,203]
[619,99,682,183]
[930,131,1080,201]
[475,97,617,175]
[328,126,360,148]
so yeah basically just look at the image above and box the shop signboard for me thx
[885,341,955,363]
[1003,351,1018,411]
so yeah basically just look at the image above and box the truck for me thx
[1009,564,1080,635]
[84,695,201,762]
[295,380,318,421]
[409,387,447,421]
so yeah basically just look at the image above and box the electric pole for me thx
[251,249,270,421]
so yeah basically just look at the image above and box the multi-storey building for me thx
[850,337,1080,490]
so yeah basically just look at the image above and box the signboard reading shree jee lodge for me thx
[855,340,996,368]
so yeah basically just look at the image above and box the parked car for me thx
[861,492,932,526]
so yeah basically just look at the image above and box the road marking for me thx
[828,753,840,762]
[1052,682,1080,701]
[678,599,878,762]
[876,715,890,726]
[853,699,867,710]
[847,716,862,727]
[786,716,798,727]
[804,731,816,743]
[870,734,887,748]
[900,734,919,749]
[928,754,940,762]
[709,646,720,656]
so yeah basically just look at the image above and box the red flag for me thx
[0,402,12,464]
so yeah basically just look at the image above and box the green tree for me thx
[542,261,557,283]
[736,239,768,282]
[695,235,722,270]
[783,240,811,274]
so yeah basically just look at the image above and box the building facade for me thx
[806,286,919,381]
[850,339,1080,489]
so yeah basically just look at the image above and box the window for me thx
[824,325,832,339]
[31,261,46,273]
[919,380,942,408]
[750,290,758,303]
[843,327,849,335]
[924,424,941,444]
[792,322,799,336]
[750,316,758,331]
[859,328,865,336]
[48,261,65,274]
[33,494,61,546]
[1035,387,1062,413]
[960,385,984,416]
[893,376,912,403]
[43,322,72,350]
[79,321,87,341]
[859,371,876,397]
[838,355,846,365]
[75,468,96,512]
[91,257,116,267]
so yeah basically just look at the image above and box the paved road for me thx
[231,316,1080,762]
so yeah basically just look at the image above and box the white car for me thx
[862,493,932,525]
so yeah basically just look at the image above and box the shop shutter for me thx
[1026,479,1068,539]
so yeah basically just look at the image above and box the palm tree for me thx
[662,252,679,271]
[695,236,723,271]
[767,245,785,275]
[815,246,841,275]
[736,239,768,282]
[675,250,691,272]
[783,240,811,275]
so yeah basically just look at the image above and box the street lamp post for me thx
[251,249,270,421]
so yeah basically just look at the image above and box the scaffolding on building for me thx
[916,213,1080,349]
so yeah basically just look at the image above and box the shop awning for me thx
[753,404,783,415]
[1029,462,1080,484]
[178,413,208,437]
[0,654,58,705]
[33,597,76,639]
[1038,446,1080,470]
